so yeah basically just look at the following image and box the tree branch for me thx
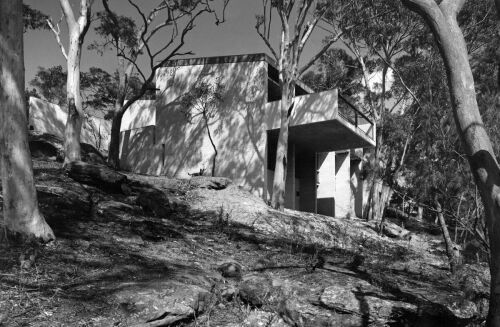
[47,16,68,60]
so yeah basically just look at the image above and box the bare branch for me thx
[47,16,68,60]
[372,47,423,110]
[255,25,279,62]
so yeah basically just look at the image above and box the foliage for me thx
[180,79,226,124]
[91,12,138,54]
[23,4,49,32]
[180,78,226,176]
[301,48,364,97]
[28,65,152,118]
[29,66,67,105]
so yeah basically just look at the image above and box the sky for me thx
[23,0,330,86]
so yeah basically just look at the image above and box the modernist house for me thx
[119,53,375,218]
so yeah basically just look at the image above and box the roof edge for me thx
[162,53,276,67]
[162,52,315,93]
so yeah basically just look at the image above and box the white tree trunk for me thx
[402,0,500,325]
[0,0,54,241]
[64,35,83,165]
[59,0,90,166]
[271,71,295,210]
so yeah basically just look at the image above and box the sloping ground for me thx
[0,160,490,327]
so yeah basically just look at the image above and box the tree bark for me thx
[0,0,54,241]
[271,69,295,210]
[107,106,125,169]
[107,58,133,169]
[203,111,218,177]
[435,199,459,273]
[59,0,90,166]
[417,205,423,221]
[402,0,500,324]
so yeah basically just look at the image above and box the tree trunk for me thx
[271,73,294,210]
[417,206,423,221]
[0,0,54,241]
[63,26,83,165]
[107,107,124,169]
[435,199,459,273]
[107,59,131,169]
[402,0,500,325]
[203,111,218,177]
[59,0,90,166]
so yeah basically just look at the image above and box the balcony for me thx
[264,89,375,153]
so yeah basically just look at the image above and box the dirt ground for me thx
[0,160,491,327]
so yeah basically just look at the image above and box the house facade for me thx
[119,54,375,218]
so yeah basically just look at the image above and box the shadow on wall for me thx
[29,97,111,151]
[150,61,269,195]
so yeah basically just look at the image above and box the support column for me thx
[335,151,352,218]
[316,152,336,216]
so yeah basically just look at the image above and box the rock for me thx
[112,234,145,246]
[66,161,127,193]
[239,273,273,307]
[380,221,411,239]
[114,281,212,326]
[253,257,276,271]
[218,261,243,279]
[189,176,232,190]
[136,187,172,217]
[29,132,105,164]
[168,196,189,211]
[96,200,142,219]
[81,143,106,164]
[237,310,288,327]
[277,299,305,326]
[218,283,238,300]
[320,285,417,322]
[320,285,359,314]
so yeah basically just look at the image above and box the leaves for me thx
[23,4,49,32]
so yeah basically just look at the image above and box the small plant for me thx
[216,205,231,232]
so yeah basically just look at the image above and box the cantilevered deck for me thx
[264,89,375,152]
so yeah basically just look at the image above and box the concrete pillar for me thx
[335,151,352,218]
[316,152,335,216]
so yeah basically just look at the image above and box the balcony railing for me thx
[338,93,375,140]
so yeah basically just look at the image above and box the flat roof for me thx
[162,53,275,67]
[162,53,314,93]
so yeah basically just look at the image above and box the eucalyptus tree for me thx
[47,0,92,165]
[0,0,54,241]
[315,0,426,221]
[92,0,228,169]
[180,79,226,177]
[398,0,500,324]
[256,0,361,210]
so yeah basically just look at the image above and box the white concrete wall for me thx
[316,152,335,216]
[149,60,268,194]
[264,90,338,129]
[29,97,111,151]
[335,151,352,218]
[120,100,156,132]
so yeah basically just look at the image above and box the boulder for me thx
[136,187,172,217]
[239,273,273,307]
[66,161,127,193]
[114,281,213,326]
[379,221,411,239]
[217,261,243,279]
[189,176,232,190]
